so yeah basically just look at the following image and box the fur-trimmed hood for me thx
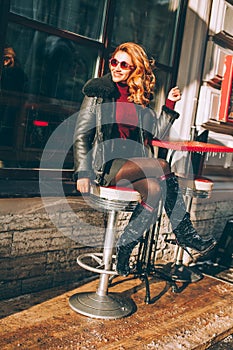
[82,73,120,99]
[83,72,156,102]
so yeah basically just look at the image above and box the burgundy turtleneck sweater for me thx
[115,83,138,139]
[115,82,175,139]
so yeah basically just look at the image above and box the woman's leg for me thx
[113,158,216,252]
[159,174,217,254]
[110,157,170,208]
[110,158,167,276]
[110,158,216,276]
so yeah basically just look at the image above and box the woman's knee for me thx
[147,178,161,196]
[158,158,170,173]
[140,178,161,205]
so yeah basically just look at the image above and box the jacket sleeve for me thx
[152,105,179,140]
[73,96,97,181]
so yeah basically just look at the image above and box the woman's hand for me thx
[76,178,90,193]
[167,86,181,102]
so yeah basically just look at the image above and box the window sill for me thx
[0,168,78,198]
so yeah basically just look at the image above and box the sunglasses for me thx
[3,56,12,60]
[109,58,135,70]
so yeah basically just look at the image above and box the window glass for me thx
[112,0,181,66]
[0,23,98,168]
[10,0,107,41]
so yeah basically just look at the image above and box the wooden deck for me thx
[0,273,233,350]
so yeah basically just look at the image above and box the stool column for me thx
[97,210,117,296]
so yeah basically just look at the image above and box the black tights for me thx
[109,158,171,209]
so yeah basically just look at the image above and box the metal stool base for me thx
[69,292,136,319]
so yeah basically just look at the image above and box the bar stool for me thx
[167,176,214,283]
[69,184,141,319]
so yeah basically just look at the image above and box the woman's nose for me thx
[115,63,122,70]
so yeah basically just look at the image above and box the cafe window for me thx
[0,0,186,196]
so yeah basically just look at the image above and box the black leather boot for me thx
[160,173,217,254]
[116,203,154,276]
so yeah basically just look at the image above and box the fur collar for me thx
[82,73,120,99]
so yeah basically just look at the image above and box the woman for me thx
[73,42,216,276]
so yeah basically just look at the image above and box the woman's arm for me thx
[165,86,181,109]
[167,86,181,103]
[152,86,181,140]
[73,96,97,191]
[76,178,90,193]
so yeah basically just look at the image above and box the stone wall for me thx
[0,193,233,300]
[0,197,106,300]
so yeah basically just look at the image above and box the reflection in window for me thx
[0,23,98,167]
[112,0,181,66]
[0,45,28,147]
[10,0,107,41]
[6,23,97,97]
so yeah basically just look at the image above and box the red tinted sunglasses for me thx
[109,58,135,70]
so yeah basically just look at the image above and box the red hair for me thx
[111,42,155,107]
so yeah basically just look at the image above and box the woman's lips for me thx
[112,72,122,77]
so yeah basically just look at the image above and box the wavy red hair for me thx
[111,42,155,107]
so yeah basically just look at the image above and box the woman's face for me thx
[110,51,134,84]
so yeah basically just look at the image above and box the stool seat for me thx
[90,185,141,202]
[179,176,213,199]
[89,184,141,212]
[194,177,213,192]
[193,177,213,198]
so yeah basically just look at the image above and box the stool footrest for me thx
[77,253,118,275]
